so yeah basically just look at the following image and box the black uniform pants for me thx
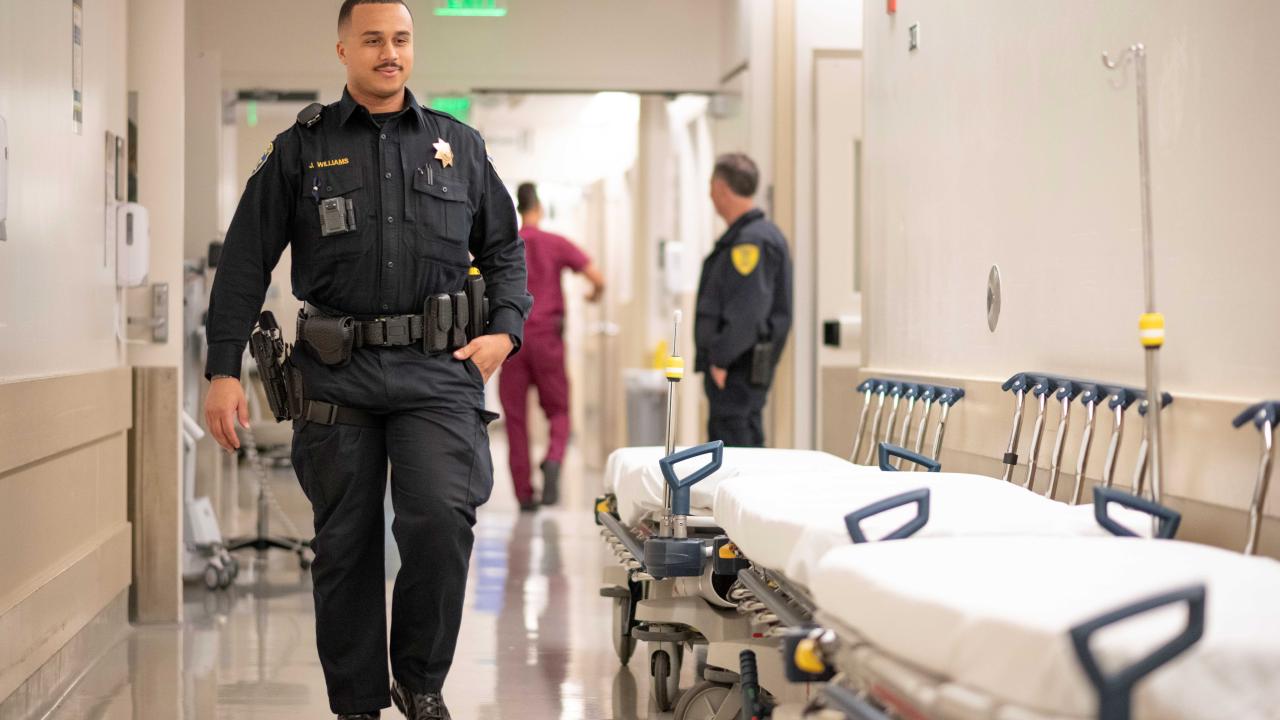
[290,344,496,715]
[704,359,769,447]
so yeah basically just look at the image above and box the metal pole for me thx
[849,385,874,463]
[660,311,683,538]
[895,393,918,469]
[1045,394,1073,500]
[1245,419,1275,556]
[1105,44,1166,504]
[1001,389,1027,483]
[930,402,953,463]
[1071,399,1098,505]
[862,385,888,465]
[912,394,935,460]
[1023,385,1049,491]
[1101,400,1126,488]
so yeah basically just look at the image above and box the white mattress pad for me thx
[810,537,1280,719]
[602,446,855,525]
[713,473,1154,587]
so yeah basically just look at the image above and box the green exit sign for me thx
[430,96,472,125]
[434,0,508,17]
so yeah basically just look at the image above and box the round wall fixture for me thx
[987,265,1002,332]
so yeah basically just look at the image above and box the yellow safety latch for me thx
[718,542,739,560]
[469,267,481,276]
[793,638,826,675]
[1139,312,1165,348]
[665,355,685,382]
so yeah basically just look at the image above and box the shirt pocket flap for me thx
[312,164,363,197]
[412,173,469,203]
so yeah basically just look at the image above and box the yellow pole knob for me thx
[665,355,685,381]
[1139,312,1165,348]
[793,638,826,675]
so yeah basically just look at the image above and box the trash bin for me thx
[624,368,668,447]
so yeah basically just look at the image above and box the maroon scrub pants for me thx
[498,331,571,503]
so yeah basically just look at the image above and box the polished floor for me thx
[43,428,678,720]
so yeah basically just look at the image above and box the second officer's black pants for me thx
[290,344,497,715]
[704,359,769,447]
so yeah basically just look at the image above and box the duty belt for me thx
[304,304,426,348]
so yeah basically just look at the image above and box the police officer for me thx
[202,2,530,718]
[498,183,604,510]
[694,153,794,447]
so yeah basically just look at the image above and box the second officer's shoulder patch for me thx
[731,243,760,276]
[251,141,274,177]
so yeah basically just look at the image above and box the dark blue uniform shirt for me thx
[694,208,794,374]
[205,87,531,379]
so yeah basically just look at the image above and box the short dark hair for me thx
[516,182,540,214]
[713,153,759,198]
[338,0,411,31]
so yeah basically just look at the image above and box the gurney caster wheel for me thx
[203,564,221,592]
[673,680,737,720]
[649,643,684,712]
[612,597,636,665]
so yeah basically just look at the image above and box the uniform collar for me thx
[716,208,765,247]
[338,86,427,128]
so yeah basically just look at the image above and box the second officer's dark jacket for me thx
[205,87,532,379]
[694,209,794,375]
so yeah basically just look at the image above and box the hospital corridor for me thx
[2,2,1279,720]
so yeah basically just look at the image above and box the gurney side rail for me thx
[736,568,813,629]
[598,511,647,570]
[1069,583,1207,720]
[1091,486,1181,539]
[820,685,891,720]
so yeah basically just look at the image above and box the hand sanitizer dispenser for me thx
[116,202,150,287]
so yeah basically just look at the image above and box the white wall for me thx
[863,0,1280,401]
[0,0,129,380]
[791,0,863,447]
[189,0,731,96]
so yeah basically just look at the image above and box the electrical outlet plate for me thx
[987,265,1002,332]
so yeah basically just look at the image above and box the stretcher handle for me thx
[658,440,724,517]
[1029,375,1054,398]
[820,685,891,720]
[1136,392,1174,415]
[886,382,904,398]
[856,379,876,393]
[1069,583,1207,720]
[1078,383,1104,407]
[1092,486,1181,539]
[1053,378,1084,401]
[877,443,941,472]
[900,382,921,400]
[1099,385,1139,411]
[844,488,931,544]
[1001,372,1030,393]
[936,385,965,406]
[917,384,937,402]
[1232,400,1280,430]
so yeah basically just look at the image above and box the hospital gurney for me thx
[769,400,1280,720]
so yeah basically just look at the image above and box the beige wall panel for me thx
[0,368,132,476]
[0,525,131,702]
[129,368,183,625]
[820,366,862,459]
[0,436,129,616]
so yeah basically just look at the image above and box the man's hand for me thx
[205,377,250,452]
[711,365,728,390]
[454,334,515,383]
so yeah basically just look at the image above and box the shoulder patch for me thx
[731,243,760,276]
[251,141,273,177]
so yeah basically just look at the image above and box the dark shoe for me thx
[337,713,379,719]
[518,498,539,513]
[392,682,451,720]
[540,460,561,505]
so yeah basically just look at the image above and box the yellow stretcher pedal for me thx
[718,542,739,560]
[793,638,827,675]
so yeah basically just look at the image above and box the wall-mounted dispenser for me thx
[116,202,150,287]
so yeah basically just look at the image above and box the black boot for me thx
[392,682,451,720]
[540,459,561,505]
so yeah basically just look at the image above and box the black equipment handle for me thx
[844,488,931,544]
[658,441,725,516]
[740,650,763,720]
[878,442,941,472]
[1070,583,1207,720]
[1092,486,1181,539]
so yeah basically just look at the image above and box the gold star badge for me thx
[433,138,454,168]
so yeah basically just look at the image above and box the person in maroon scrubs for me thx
[499,183,606,510]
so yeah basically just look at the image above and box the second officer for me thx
[203,1,531,718]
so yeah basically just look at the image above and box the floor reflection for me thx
[40,431,670,719]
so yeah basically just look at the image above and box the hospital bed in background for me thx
[763,400,1280,720]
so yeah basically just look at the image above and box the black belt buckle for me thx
[384,316,412,346]
[425,294,452,353]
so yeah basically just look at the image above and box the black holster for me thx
[749,341,775,388]
[298,312,356,366]
[248,311,295,422]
